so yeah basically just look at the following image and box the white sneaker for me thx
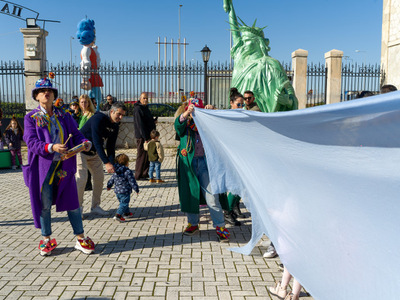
[75,237,95,255]
[91,206,108,216]
[263,244,277,258]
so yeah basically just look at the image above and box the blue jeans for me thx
[40,161,84,237]
[90,87,102,112]
[116,193,131,215]
[187,156,225,228]
[149,161,161,179]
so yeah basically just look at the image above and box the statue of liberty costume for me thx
[224,0,298,112]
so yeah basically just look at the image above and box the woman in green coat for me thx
[175,99,230,242]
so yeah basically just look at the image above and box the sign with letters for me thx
[0,0,39,21]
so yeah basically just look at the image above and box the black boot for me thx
[233,202,246,219]
[224,211,241,226]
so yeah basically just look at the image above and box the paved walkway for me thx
[0,147,313,300]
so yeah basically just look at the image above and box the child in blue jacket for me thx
[107,154,139,222]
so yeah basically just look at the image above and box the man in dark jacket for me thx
[133,92,156,180]
[76,102,126,217]
[102,94,115,111]
[244,90,262,112]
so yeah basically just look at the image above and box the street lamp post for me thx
[178,4,183,98]
[355,50,367,65]
[201,45,211,105]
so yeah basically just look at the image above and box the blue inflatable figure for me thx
[76,19,103,112]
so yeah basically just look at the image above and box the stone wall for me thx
[116,117,179,149]
[381,0,400,87]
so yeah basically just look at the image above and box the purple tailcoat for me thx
[23,106,87,228]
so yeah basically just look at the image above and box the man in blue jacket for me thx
[76,102,126,217]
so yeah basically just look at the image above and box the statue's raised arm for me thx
[223,0,241,43]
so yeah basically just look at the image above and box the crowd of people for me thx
[4,77,397,298]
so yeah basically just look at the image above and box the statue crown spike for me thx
[230,16,268,39]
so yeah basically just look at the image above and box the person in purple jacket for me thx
[23,78,95,256]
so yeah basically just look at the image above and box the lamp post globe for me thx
[201,45,211,105]
[201,45,211,63]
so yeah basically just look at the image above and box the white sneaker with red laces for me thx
[75,237,95,254]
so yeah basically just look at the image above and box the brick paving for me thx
[0,147,314,300]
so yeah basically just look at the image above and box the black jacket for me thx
[80,111,120,164]
[133,102,156,140]
[102,101,115,111]
[4,128,23,150]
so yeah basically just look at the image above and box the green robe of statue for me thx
[225,0,298,112]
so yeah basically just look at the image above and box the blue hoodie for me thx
[107,163,139,194]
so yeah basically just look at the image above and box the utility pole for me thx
[178,4,183,100]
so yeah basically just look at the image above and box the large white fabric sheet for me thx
[192,91,400,300]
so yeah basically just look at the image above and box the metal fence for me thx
[341,63,383,101]
[307,63,327,107]
[0,60,385,117]
[208,62,293,109]
[49,61,206,107]
[208,62,233,109]
[46,61,293,110]
[0,61,25,117]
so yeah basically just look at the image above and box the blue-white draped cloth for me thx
[192,91,400,300]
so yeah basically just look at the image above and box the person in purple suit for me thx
[23,78,95,256]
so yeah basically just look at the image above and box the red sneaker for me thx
[216,226,230,242]
[183,223,199,236]
[39,238,57,256]
[123,212,134,219]
[75,237,95,255]
[113,214,126,222]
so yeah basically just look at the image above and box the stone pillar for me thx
[291,49,308,109]
[20,27,48,112]
[325,49,343,104]
[381,0,400,87]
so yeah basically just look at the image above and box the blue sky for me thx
[0,0,382,66]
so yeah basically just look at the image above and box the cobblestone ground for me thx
[0,147,313,300]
